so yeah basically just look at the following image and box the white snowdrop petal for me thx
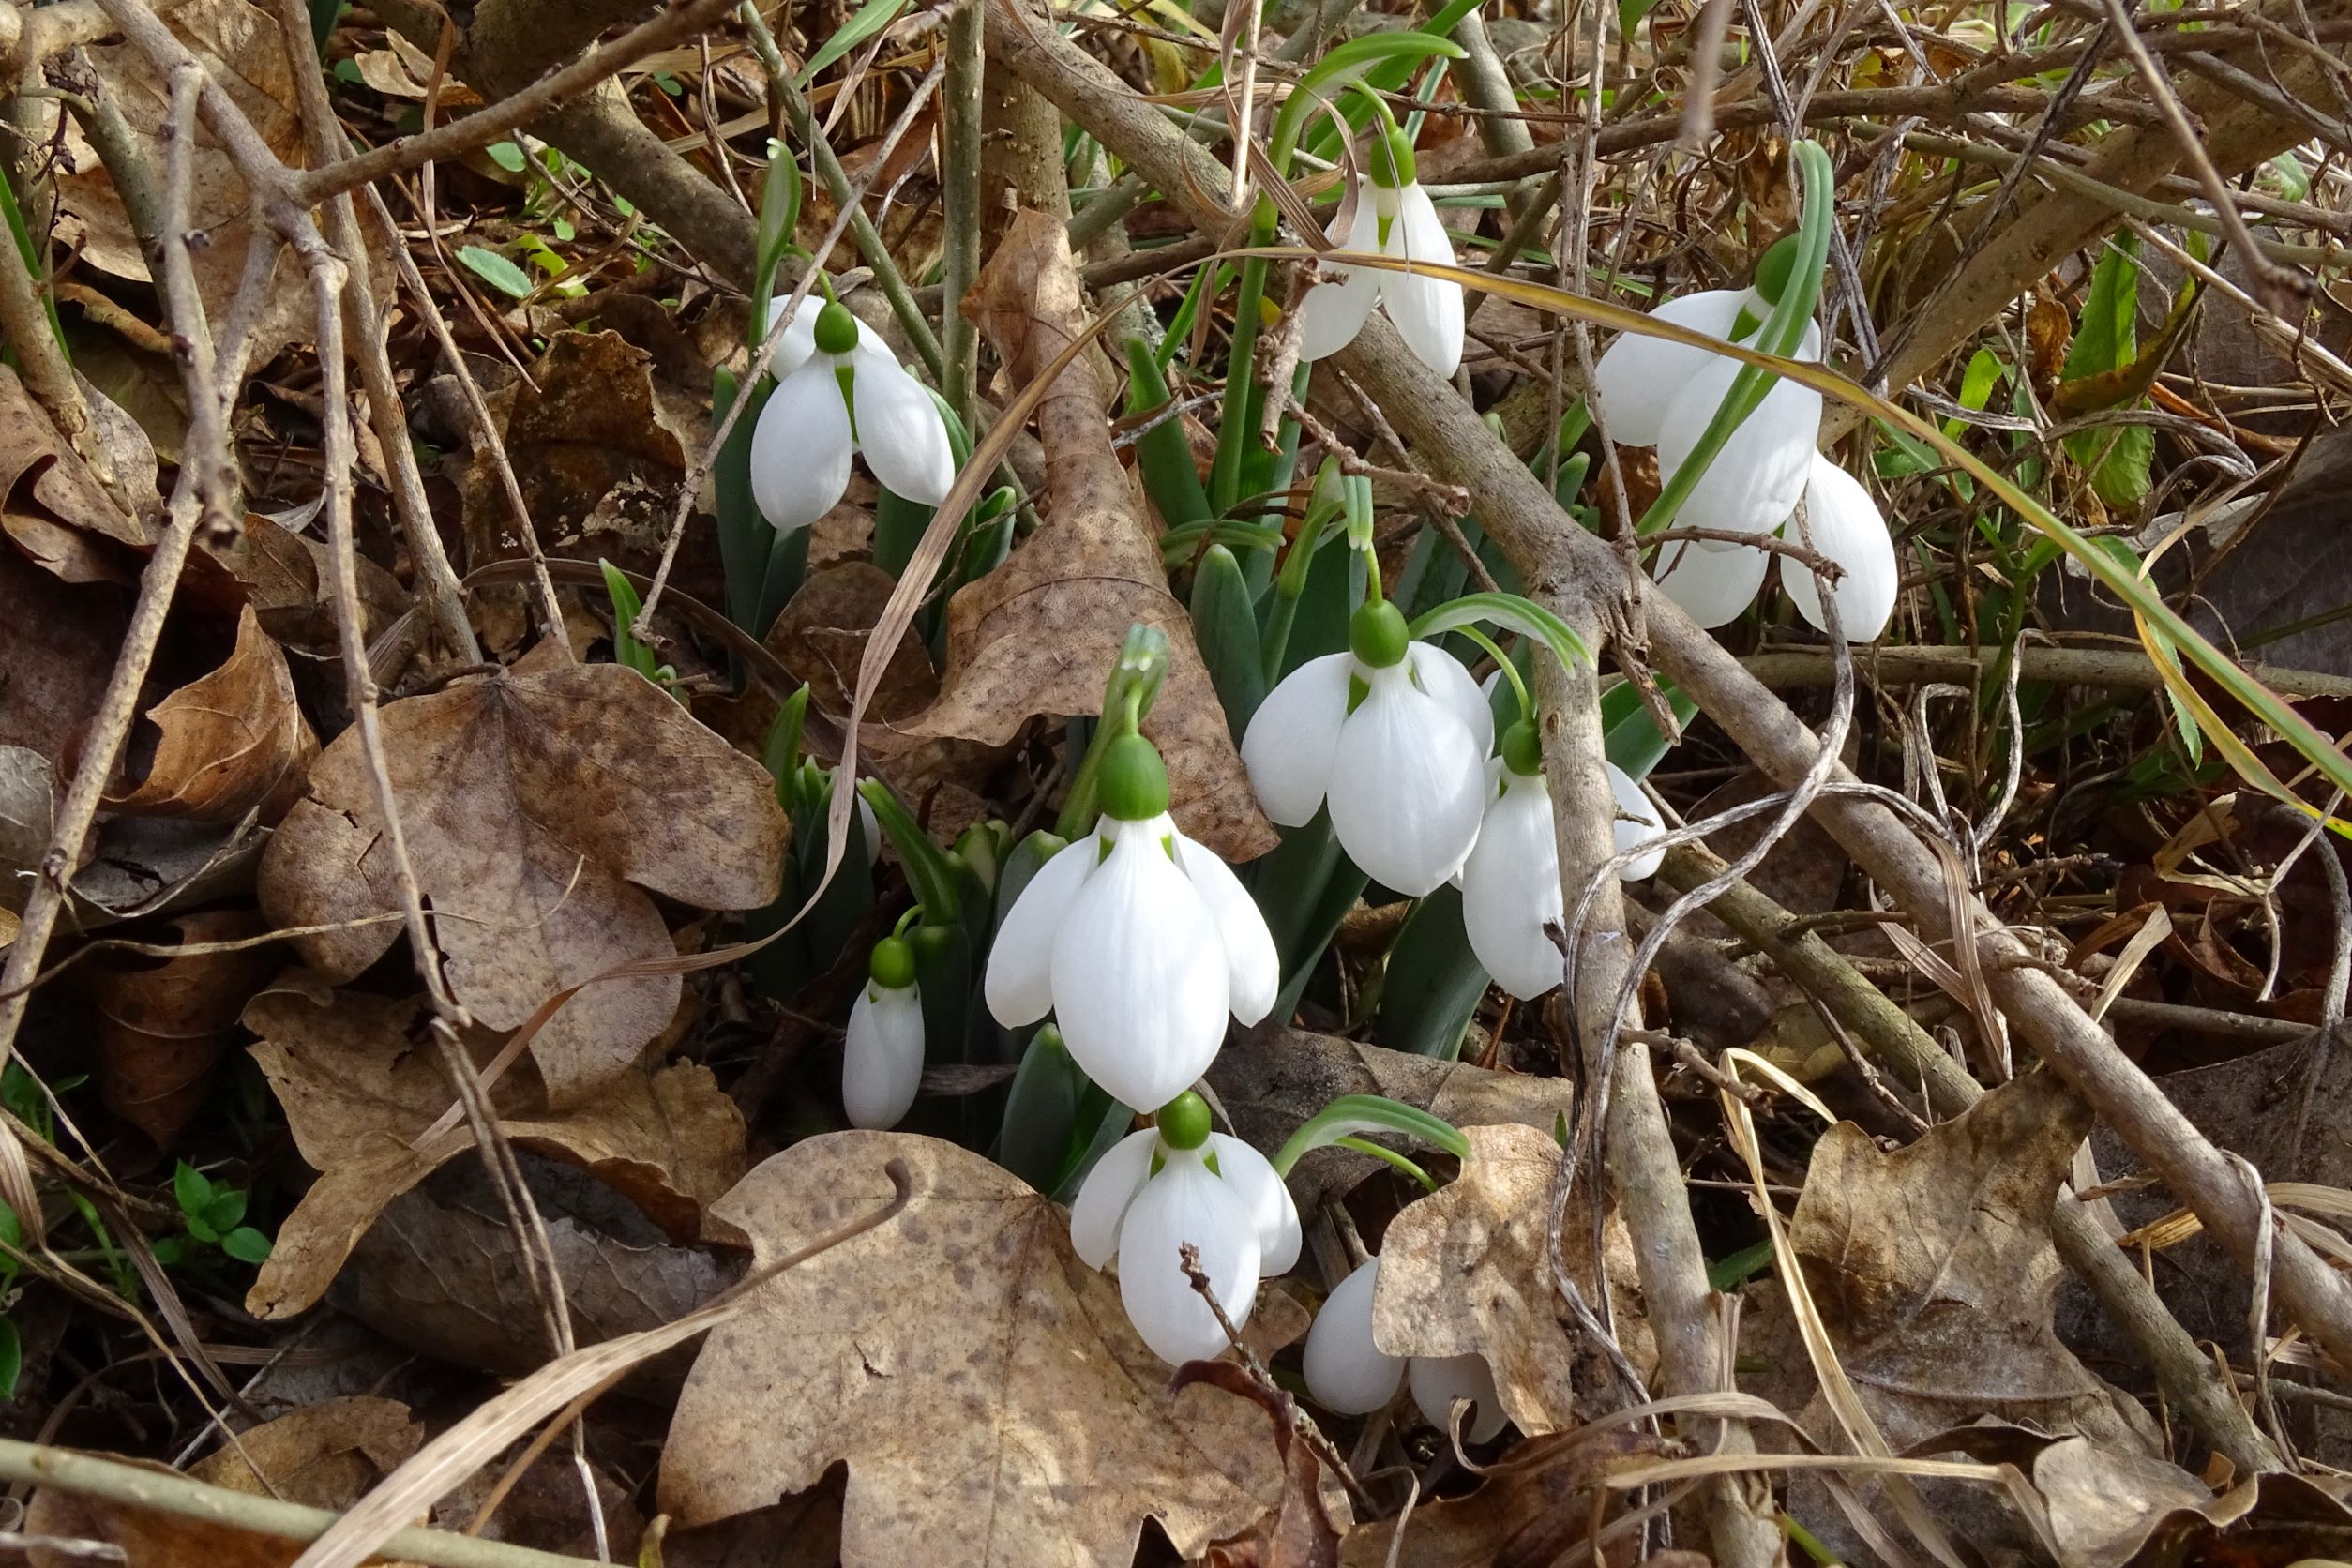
[981,833,1097,1026]
[1303,1259,1406,1414]
[1294,190,1380,362]
[856,786,882,867]
[749,361,852,534]
[1049,826,1231,1112]
[1786,455,1897,642]
[1242,651,1353,826]
[1606,762,1667,881]
[1591,289,1750,448]
[1068,1126,1158,1269]
[1117,1152,1261,1365]
[1655,354,1822,537]
[1406,641,1495,757]
[761,295,822,378]
[1460,773,1566,1000]
[1207,1134,1301,1276]
[1172,833,1280,1026]
[841,982,925,1129]
[1381,183,1464,379]
[1651,535,1772,629]
[1328,669,1487,897]
[1410,1352,1509,1442]
[852,355,957,507]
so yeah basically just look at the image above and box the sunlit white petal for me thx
[1382,183,1464,378]
[1591,289,1750,448]
[1785,455,1897,642]
[1461,770,1564,1000]
[1410,1351,1509,1441]
[1242,651,1353,826]
[1328,666,1486,897]
[1606,762,1666,881]
[1651,535,1771,629]
[749,359,852,534]
[982,833,1098,1026]
[1172,832,1280,1026]
[1303,1258,1405,1413]
[1207,1134,1300,1275]
[762,295,822,377]
[1049,822,1229,1111]
[852,354,957,506]
[1295,190,1381,362]
[1117,1149,1260,1364]
[1068,1126,1156,1269]
[841,981,925,1129]
[1655,354,1821,537]
[1407,641,1494,757]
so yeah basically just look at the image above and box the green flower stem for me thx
[1054,625,1171,839]
[1210,228,1277,513]
[1271,1093,1470,1177]
[1334,1135,1438,1191]
[1453,623,1529,722]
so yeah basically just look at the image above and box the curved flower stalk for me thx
[1459,721,1668,999]
[1070,1093,1302,1365]
[1784,454,1898,641]
[1302,1256,1508,1440]
[985,729,1277,1112]
[1242,599,1492,897]
[1293,120,1464,377]
[842,935,923,1129]
[749,297,957,534]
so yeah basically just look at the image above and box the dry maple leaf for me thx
[108,605,318,822]
[1372,1123,1654,1435]
[257,659,786,1106]
[659,1130,1291,1566]
[899,207,1274,862]
[244,974,746,1320]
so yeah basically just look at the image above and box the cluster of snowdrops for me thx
[733,136,1892,1433]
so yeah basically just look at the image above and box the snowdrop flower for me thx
[1294,125,1464,378]
[1460,723,1668,999]
[749,298,956,534]
[842,936,923,1129]
[1651,535,1772,630]
[1069,1093,1302,1365]
[1783,454,1897,642]
[1302,1257,1508,1440]
[985,732,1277,1112]
[1242,600,1491,897]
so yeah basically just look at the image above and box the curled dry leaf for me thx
[244,975,746,1319]
[108,605,318,822]
[82,908,281,1149]
[0,366,151,561]
[906,207,1274,862]
[1786,1068,2179,1556]
[257,660,787,1106]
[659,1130,1289,1566]
[1372,1123,1654,1436]
[1177,1360,1348,1568]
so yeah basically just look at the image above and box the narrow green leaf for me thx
[1708,1239,1774,1291]
[1410,590,1592,673]
[1189,543,1268,740]
[860,780,964,927]
[1272,1093,1470,1177]
[1372,883,1490,1060]
[0,1318,21,1401]
[797,0,912,86]
[1125,339,1213,528]
[457,245,534,300]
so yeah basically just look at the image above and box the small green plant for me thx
[158,1162,272,1268]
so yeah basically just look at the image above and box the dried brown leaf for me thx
[0,366,151,551]
[256,661,786,1104]
[244,974,746,1319]
[765,562,937,718]
[659,1130,1289,1565]
[83,908,281,1148]
[1179,1361,1348,1568]
[1339,1425,1665,1568]
[908,207,1274,861]
[1372,1123,1653,1435]
[0,535,128,765]
[108,605,318,822]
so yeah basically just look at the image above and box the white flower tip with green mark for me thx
[841,975,924,1129]
[749,298,957,533]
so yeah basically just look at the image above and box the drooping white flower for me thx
[1590,288,1753,446]
[1608,761,1667,881]
[1459,724,1668,999]
[1069,1094,1303,1365]
[1302,1256,1509,1440]
[1783,453,1897,642]
[1293,127,1464,378]
[1242,601,1491,897]
[984,732,1277,1111]
[749,297,956,534]
[1651,535,1772,630]
[841,936,923,1129]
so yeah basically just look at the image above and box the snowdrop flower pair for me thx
[1303,1256,1507,1440]
[842,935,922,1129]
[1243,600,1493,897]
[985,731,1277,1113]
[1294,124,1464,378]
[749,297,957,535]
[1460,721,1668,999]
[1071,1093,1302,1365]
[1646,456,1897,640]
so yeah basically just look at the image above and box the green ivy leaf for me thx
[222,1228,274,1265]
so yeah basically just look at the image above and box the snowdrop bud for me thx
[1371,122,1417,188]
[1651,536,1771,629]
[1410,1351,1509,1442]
[1606,762,1666,880]
[1157,1089,1213,1151]
[841,937,923,1129]
[1460,731,1564,1000]
[1303,1258,1405,1413]
[1349,597,1410,668]
[1784,455,1897,642]
[1097,732,1171,821]
[812,301,861,355]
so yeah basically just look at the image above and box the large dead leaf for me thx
[766,562,937,719]
[907,208,1274,862]
[1787,1069,2177,1555]
[1338,1425,1665,1568]
[1372,1123,1653,1435]
[659,1130,1289,1565]
[257,660,786,1104]
[245,974,746,1319]
[83,908,281,1148]
[108,605,316,822]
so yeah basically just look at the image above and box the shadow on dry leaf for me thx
[659,1129,1292,1566]
[80,908,282,1149]
[1338,1423,1668,1568]
[108,604,317,822]
[257,658,787,1105]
